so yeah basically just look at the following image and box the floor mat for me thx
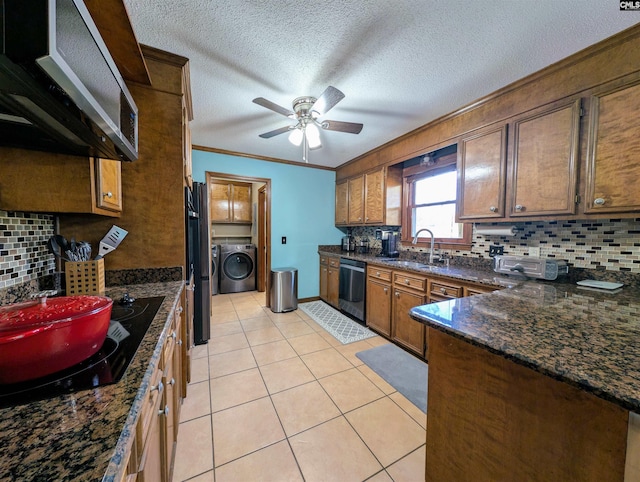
[298,301,376,345]
[356,343,428,413]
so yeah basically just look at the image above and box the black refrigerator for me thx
[186,182,211,345]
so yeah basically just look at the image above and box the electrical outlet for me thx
[281,236,286,244]
[529,247,541,257]
[489,245,504,257]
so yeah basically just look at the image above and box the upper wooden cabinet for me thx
[508,99,581,217]
[585,79,640,214]
[335,165,402,226]
[209,180,252,223]
[457,124,508,220]
[0,154,121,217]
[96,158,123,212]
[348,176,365,224]
[335,181,349,225]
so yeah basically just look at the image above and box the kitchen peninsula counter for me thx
[0,280,184,482]
[409,281,640,480]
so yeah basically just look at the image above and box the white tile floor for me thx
[171,291,426,481]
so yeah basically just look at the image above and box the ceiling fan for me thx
[252,86,363,162]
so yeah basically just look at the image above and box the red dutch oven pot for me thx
[0,295,113,384]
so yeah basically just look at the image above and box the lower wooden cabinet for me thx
[366,266,392,337]
[319,255,340,308]
[392,285,426,357]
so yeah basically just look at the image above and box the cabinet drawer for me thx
[430,281,462,299]
[136,366,163,458]
[464,285,497,296]
[320,256,328,266]
[368,266,392,282]
[328,257,340,268]
[393,272,427,291]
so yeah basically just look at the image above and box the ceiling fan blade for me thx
[258,125,292,138]
[311,86,345,116]
[321,120,363,134]
[253,97,295,118]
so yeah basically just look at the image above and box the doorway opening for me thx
[205,171,272,305]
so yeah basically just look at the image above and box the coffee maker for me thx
[341,230,355,252]
[377,230,399,258]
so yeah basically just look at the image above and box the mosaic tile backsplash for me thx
[347,218,640,273]
[0,211,55,289]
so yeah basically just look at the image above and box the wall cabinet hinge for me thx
[575,194,581,204]
[579,107,584,117]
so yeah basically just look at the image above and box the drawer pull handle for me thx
[489,206,497,212]
[405,279,410,285]
[515,204,523,211]
[383,287,388,293]
[103,191,113,198]
[376,271,380,276]
[159,406,170,417]
[594,198,605,206]
[168,378,176,386]
[151,380,164,393]
[395,291,400,297]
[177,307,183,314]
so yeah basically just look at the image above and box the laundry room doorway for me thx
[206,171,271,302]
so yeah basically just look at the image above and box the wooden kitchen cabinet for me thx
[508,99,581,217]
[335,180,349,225]
[0,154,122,217]
[366,266,392,337]
[327,256,340,308]
[182,62,194,189]
[319,255,329,301]
[336,166,402,226]
[96,158,123,212]
[209,180,252,223]
[348,176,365,224]
[457,123,508,220]
[392,271,427,357]
[585,78,640,214]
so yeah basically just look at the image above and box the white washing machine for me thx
[219,244,257,294]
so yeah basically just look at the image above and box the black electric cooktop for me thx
[0,295,165,408]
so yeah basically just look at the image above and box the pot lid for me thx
[0,296,113,333]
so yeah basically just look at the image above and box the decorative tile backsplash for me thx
[347,218,640,273]
[0,211,55,289]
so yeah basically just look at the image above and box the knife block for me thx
[65,259,105,295]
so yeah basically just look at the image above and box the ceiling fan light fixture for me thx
[306,122,321,148]
[288,127,303,146]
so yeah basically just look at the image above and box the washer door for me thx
[223,252,254,281]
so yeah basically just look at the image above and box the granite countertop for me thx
[410,281,640,413]
[317,247,517,289]
[0,281,184,482]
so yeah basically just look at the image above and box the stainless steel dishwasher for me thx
[339,258,366,324]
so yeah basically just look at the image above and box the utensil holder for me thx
[65,259,105,295]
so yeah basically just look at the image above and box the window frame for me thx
[401,155,472,249]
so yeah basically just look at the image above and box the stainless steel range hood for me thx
[0,0,138,161]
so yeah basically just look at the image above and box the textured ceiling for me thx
[122,1,637,168]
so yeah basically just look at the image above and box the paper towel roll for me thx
[475,225,518,236]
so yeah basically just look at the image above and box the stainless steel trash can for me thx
[270,267,298,313]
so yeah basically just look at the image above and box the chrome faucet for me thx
[412,228,438,264]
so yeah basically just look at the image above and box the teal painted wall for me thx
[192,150,343,299]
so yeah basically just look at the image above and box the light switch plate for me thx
[529,247,541,257]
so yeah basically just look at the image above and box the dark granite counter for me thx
[0,280,184,482]
[410,281,640,413]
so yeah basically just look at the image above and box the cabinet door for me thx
[364,168,384,224]
[366,278,391,337]
[335,180,349,225]
[137,390,164,482]
[457,124,507,220]
[392,288,426,357]
[210,181,231,222]
[585,80,640,214]
[319,265,328,301]
[510,100,580,217]
[232,182,252,223]
[348,176,365,224]
[327,265,340,307]
[96,158,123,212]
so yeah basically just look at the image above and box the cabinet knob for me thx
[489,206,497,212]
[365,217,369,221]
[376,271,380,276]
[358,217,362,221]
[178,339,183,346]
[168,378,176,386]
[594,198,606,206]
[103,191,113,198]
[151,380,164,393]
[440,287,446,294]
[177,306,183,314]
[515,204,523,211]
[395,291,400,297]
[383,287,388,293]
[405,279,410,285]
[171,331,177,340]
[159,406,170,417]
